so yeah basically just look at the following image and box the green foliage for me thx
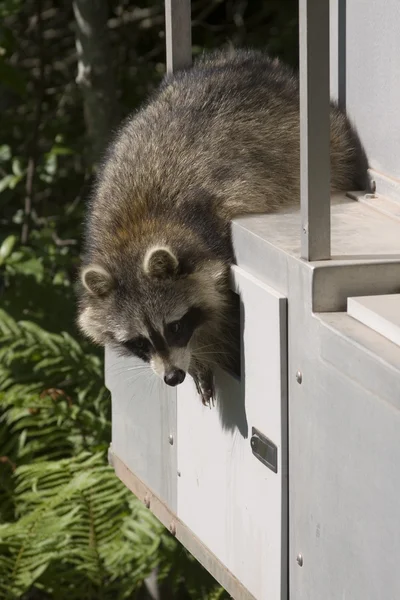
[0,452,167,599]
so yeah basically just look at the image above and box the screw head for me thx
[169,434,174,445]
[297,553,303,567]
[296,370,302,384]
[169,522,176,536]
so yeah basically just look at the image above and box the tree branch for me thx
[21,0,45,245]
[73,0,120,163]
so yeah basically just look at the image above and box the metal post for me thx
[299,0,331,261]
[330,0,346,111]
[165,0,192,74]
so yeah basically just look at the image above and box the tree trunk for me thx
[72,0,120,163]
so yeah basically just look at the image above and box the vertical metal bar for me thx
[337,0,347,112]
[330,0,346,111]
[165,0,192,73]
[300,0,331,261]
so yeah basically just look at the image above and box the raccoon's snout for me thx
[164,368,186,387]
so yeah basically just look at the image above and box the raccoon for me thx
[77,48,368,406]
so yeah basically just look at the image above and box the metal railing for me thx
[164,0,332,261]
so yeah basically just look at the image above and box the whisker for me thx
[191,344,220,352]
[106,364,150,377]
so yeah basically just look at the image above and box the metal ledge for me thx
[232,193,400,312]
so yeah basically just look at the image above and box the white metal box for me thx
[107,265,288,600]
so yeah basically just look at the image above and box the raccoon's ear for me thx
[143,246,179,279]
[81,264,114,297]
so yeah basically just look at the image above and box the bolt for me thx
[169,434,174,445]
[370,179,376,194]
[169,522,176,536]
[144,495,151,509]
[296,370,302,384]
[177,470,181,477]
[297,553,303,567]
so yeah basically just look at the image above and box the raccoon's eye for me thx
[124,336,150,355]
[165,307,206,347]
[168,321,181,335]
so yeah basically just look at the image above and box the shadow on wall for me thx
[215,297,248,439]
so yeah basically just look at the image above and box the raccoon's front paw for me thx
[192,369,215,408]
[200,383,215,408]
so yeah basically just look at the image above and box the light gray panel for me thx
[288,260,400,600]
[105,347,177,509]
[345,0,400,180]
[319,312,400,411]
[111,452,257,600]
[177,267,288,600]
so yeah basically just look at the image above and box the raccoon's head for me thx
[78,245,229,386]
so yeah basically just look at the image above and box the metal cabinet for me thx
[107,265,288,600]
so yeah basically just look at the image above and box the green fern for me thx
[0,453,165,599]
[0,310,229,599]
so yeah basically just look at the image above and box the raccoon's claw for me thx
[201,387,215,408]
[192,370,215,408]
[199,379,215,408]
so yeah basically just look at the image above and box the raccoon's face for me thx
[78,246,228,386]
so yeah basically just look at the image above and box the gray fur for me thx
[77,48,368,404]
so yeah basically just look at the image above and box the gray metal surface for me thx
[165,0,191,73]
[105,347,178,509]
[176,268,288,600]
[230,204,400,600]
[231,195,400,312]
[299,0,331,261]
[288,266,400,600]
[340,0,400,186]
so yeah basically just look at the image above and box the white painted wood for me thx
[176,266,288,600]
[106,347,177,508]
[347,294,400,348]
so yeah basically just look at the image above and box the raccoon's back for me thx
[92,49,367,232]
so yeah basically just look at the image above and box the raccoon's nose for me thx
[164,368,186,387]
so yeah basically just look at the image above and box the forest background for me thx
[0,1,297,598]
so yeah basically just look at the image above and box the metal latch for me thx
[250,427,278,473]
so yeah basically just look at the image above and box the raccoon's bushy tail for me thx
[330,105,369,192]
